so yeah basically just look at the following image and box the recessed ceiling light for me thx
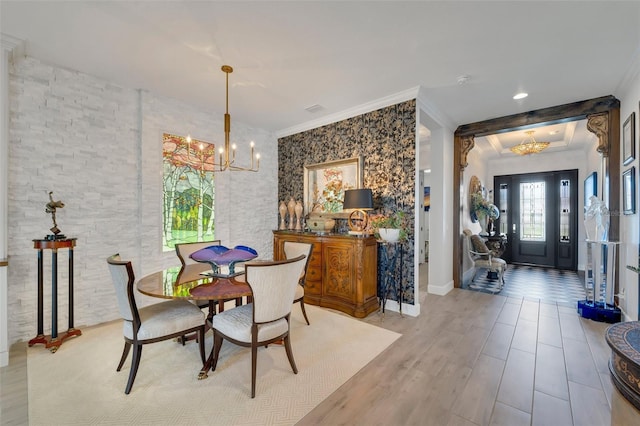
[513,92,528,100]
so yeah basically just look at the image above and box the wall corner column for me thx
[0,34,22,367]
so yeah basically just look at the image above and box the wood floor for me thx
[298,264,616,426]
[0,264,629,425]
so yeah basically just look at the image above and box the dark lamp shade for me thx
[343,189,373,210]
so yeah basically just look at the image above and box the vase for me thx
[378,228,400,243]
[287,197,296,230]
[279,201,287,230]
[478,216,488,236]
[294,200,303,231]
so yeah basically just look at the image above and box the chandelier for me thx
[510,130,550,156]
[188,65,260,172]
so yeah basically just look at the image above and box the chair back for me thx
[245,255,307,324]
[175,240,221,265]
[106,254,138,323]
[283,241,313,284]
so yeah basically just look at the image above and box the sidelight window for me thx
[560,179,570,242]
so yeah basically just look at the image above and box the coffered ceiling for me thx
[1,1,639,137]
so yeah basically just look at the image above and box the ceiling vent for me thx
[305,104,324,113]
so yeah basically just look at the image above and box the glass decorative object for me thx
[584,196,609,241]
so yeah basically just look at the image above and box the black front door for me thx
[494,170,578,270]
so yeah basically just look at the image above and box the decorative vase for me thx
[307,214,336,233]
[378,228,400,243]
[279,201,287,230]
[287,197,296,230]
[478,216,488,236]
[295,200,303,231]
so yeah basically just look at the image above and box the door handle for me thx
[512,223,516,234]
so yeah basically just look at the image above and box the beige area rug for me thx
[27,305,400,425]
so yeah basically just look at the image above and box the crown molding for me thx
[276,86,420,138]
[1,33,25,59]
[415,87,456,133]
[616,46,640,96]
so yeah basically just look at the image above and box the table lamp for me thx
[343,188,374,235]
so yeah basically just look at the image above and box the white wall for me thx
[463,147,489,235]
[618,66,640,322]
[5,56,277,345]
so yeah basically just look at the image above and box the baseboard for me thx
[428,279,454,296]
[382,299,420,317]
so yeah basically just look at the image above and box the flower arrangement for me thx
[368,210,409,242]
[471,192,499,221]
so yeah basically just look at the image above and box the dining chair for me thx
[175,240,222,266]
[176,240,224,322]
[106,254,206,394]
[283,241,313,325]
[206,254,307,398]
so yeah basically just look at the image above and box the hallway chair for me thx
[463,229,507,289]
[283,241,314,325]
[106,254,206,394]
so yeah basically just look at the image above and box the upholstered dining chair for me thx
[283,241,313,325]
[175,240,222,266]
[207,254,307,398]
[106,254,206,394]
[175,240,231,318]
[462,229,507,289]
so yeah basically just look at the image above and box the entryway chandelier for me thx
[187,65,260,172]
[510,130,550,156]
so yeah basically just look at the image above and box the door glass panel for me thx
[520,181,545,241]
[560,179,570,242]
[499,183,508,235]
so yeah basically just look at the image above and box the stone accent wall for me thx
[6,57,277,344]
[278,100,416,304]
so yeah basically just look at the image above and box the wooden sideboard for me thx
[273,231,379,318]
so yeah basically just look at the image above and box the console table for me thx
[28,238,81,352]
[273,231,378,318]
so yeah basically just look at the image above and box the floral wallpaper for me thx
[278,100,416,304]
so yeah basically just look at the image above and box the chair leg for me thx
[117,342,131,372]
[124,344,142,394]
[283,334,298,375]
[251,343,258,398]
[198,327,206,364]
[299,299,310,325]
[211,332,223,372]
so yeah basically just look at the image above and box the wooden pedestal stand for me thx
[28,238,81,353]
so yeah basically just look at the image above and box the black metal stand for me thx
[378,241,404,317]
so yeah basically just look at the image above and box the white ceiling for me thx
[1,1,639,140]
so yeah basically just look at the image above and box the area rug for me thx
[27,305,400,425]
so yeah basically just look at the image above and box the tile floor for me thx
[466,264,586,306]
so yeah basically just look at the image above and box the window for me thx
[499,183,508,235]
[559,179,570,242]
[520,181,545,241]
[162,133,215,251]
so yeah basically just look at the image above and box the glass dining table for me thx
[137,262,252,379]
